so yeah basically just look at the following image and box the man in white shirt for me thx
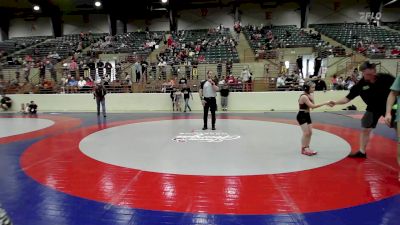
[199,71,219,130]
[77,77,87,89]
[276,75,285,88]
[241,67,251,91]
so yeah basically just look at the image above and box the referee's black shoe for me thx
[348,151,367,158]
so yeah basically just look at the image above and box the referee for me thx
[199,71,219,130]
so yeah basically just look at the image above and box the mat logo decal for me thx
[172,130,240,143]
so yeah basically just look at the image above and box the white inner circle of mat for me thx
[80,119,351,176]
[0,118,54,138]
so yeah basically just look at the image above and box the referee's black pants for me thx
[203,97,217,128]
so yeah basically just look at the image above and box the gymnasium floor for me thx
[0,111,399,225]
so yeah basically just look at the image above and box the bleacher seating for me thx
[170,28,239,63]
[13,33,105,62]
[243,25,324,56]
[311,23,400,58]
[0,36,49,56]
[90,31,163,58]
[385,22,400,31]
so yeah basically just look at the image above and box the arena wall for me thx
[62,14,110,35]
[9,17,53,38]
[5,91,366,112]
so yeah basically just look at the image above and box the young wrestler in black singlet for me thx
[297,81,330,156]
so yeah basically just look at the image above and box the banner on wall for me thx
[31,23,36,31]
[201,8,208,17]
[265,11,272,20]
[333,1,341,11]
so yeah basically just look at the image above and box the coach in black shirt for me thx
[329,61,395,158]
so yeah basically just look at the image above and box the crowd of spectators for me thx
[157,25,238,67]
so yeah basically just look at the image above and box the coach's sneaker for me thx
[348,150,367,158]
[0,207,13,225]
[301,147,317,156]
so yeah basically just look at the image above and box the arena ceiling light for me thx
[94,1,102,7]
[33,5,40,11]
[384,0,397,6]
[161,0,168,3]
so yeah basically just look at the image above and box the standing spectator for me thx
[192,59,198,79]
[169,87,176,111]
[105,61,113,77]
[141,60,149,83]
[167,36,173,48]
[181,84,193,112]
[39,61,46,82]
[220,84,230,111]
[134,61,142,83]
[234,21,241,42]
[296,56,303,76]
[97,60,105,79]
[313,56,322,77]
[174,89,183,112]
[1,94,12,111]
[93,81,107,117]
[87,59,96,80]
[69,60,78,78]
[226,60,233,76]
[23,62,31,83]
[217,62,223,79]
[241,67,251,92]
[314,76,327,91]
[199,71,219,130]
[115,62,121,80]
[184,61,191,80]
[46,61,57,82]
[331,74,338,90]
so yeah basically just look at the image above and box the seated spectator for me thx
[48,52,61,61]
[219,76,226,85]
[66,76,78,93]
[276,75,285,88]
[179,76,187,85]
[344,76,355,90]
[227,74,236,84]
[85,77,94,89]
[28,101,38,114]
[77,76,87,90]
[314,76,327,91]
[351,68,360,82]
[39,79,54,93]
[331,75,338,90]
[1,94,12,110]
[20,103,29,114]
[123,72,132,86]
[336,76,345,90]
[391,47,400,56]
